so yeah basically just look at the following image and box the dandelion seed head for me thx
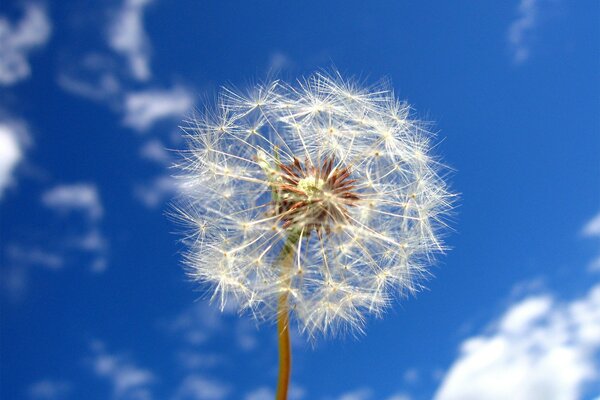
[174,72,454,337]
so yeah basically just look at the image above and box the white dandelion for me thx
[173,71,453,398]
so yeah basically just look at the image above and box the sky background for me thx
[1,1,599,399]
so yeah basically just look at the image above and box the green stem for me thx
[275,231,300,400]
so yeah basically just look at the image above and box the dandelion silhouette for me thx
[174,71,453,399]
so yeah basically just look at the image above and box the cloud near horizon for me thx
[434,283,600,400]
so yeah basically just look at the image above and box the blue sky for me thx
[1,1,599,399]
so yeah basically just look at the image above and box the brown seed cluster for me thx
[273,157,360,234]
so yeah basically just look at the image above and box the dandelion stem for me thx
[276,231,300,400]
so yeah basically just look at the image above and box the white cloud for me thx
[123,86,193,131]
[498,295,551,333]
[402,368,419,384]
[57,69,120,102]
[140,139,172,164]
[0,3,51,85]
[90,257,108,273]
[167,301,224,345]
[56,51,123,104]
[176,351,225,370]
[73,228,107,252]
[507,0,560,65]
[108,0,152,81]
[42,184,103,220]
[244,385,305,400]
[28,379,71,399]
[245,387,273,400]
[507,0,539,64]
[386,395,412,400]
[434,284,600,400]
[268,51,294,72]
[172,375,230,400]
[0,121,26,198]
[69,228,109,273]
[582,212,600,272]
[166,300,263,356]
[89,341,155,400]
[583,212,600,237]
[55,2,194,139]
[337,388,373,400]
[234,317,259,352]
[38,183,108,273]
[134,175,177,208]
[290,385,306,400]
[589,256,600,273]
[1,211,109,303]
[6,245,64,270]
[0,263,28,302]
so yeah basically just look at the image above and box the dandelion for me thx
[174,71,453,399]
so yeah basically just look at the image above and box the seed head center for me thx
[297,176,324,200]
[268,157,360,233]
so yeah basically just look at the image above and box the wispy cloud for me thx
[267,51,294,73]
[89,341,155,400]
[582,212,600,272]
[402,368,419,384]
[245,387,274,400]
[172,375,230,400]
[0,119,29,198]
[336,388,373,400]
[244,385,305,400]
[507,0,539,64]
[134,175,177,208]
[3,184,108,299]
[234,318,259,352]
[166,300,264,354]
[55,1,194,214]
[86,340,236,400]
[386,395,412,400]
[42,184,103,220]
[40,183,108,272]
[28,379,72,400]
[57,1,194,133]
[6,245,64,270]
[140,139,173,165]
[57,53,121,102]
[123,86,193,131]
[166,301,224,345]
[175,351,225,370]
[507,0,559,65]
[434,283,600,400]
[0,261,28,302]
[108,0,153,81]
[0,3,51,85]
[582,212,600,238]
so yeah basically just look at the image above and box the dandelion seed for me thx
[175,70,452,333]
[173,71,454,398]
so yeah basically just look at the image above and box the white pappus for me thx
[173,71,454,337]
